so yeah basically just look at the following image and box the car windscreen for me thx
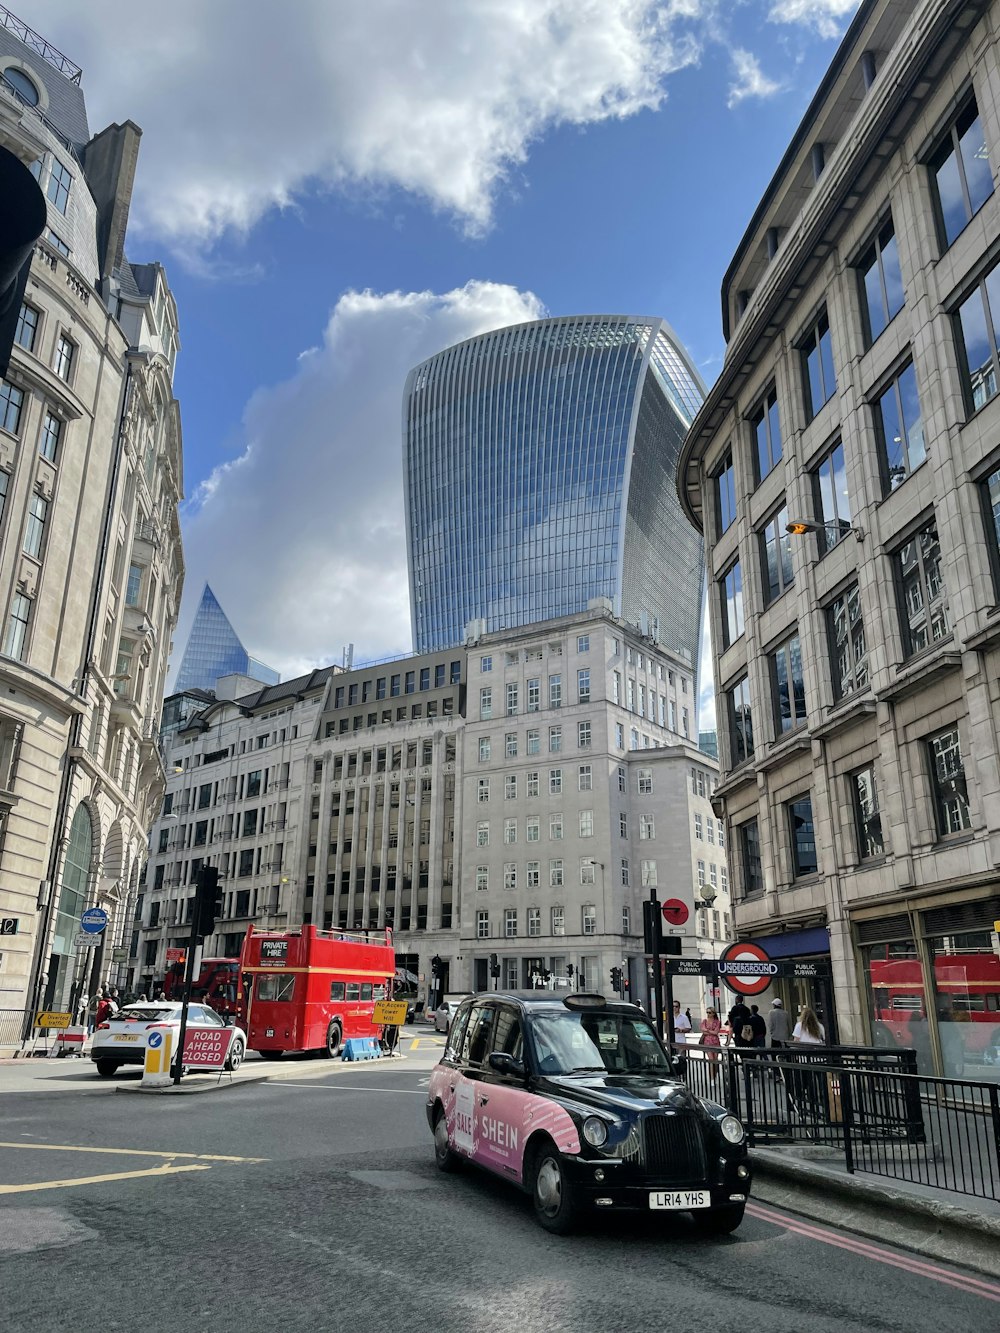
[529,1010,671,1076]
[117,1007,173,1022]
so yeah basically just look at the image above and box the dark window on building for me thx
[894,518,949,657]
[980,463,1000,597]
[927,727,972,837]
[955,265,1000,413]
[198,783,212,809]
[874,362,924,491]
[391,674,401,696]
[405,671,415,694]
[245,770,261,799]
[714,450,737,535]
[929,99,993,249]
[751,389,782,482]
[801,310,836,419]
[859,220,905,343]
[1,380,24,435]
[727,675,753,765]
[739,818,763,898]
[238,849,254,876]
[812,440,851,553]
[450,660,462,684]
[787,795,817,877]
[235,888,251,915]
[771,632,806,733]
[828,582,867,700]
[153,864,164,891]
[851,766,884,860]
[40,412,61,462]
[376,677,386,699]
[194,820,208,847]
[15,303,38,352]
[759,504,793,605]
[348,684,358,705]
[435,663,445,688]
[157,827,169,853]
[720,560,744,648]
[334,686,345,708]
[420,667,430,690]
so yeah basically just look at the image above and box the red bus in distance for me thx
[163,957,241,1020]
[238,924,395,1059]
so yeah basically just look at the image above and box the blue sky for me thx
[26,0,860,721]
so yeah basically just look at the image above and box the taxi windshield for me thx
[529,1010,671,1076]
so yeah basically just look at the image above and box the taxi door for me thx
[449,1001,497,1161]
[472,1004,531,1182]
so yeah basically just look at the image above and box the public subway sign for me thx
[716,942,779,996]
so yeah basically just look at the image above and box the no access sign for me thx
[717,941,778,996]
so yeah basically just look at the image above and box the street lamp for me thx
[786,518,865,544]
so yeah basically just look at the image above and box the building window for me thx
[929,98,993,249]
[612,671,621,704]
[577,668,590,703]
[927,726,971,836]
[550,860,564,888]
[526,678,540,712]
[46,229,70,257]
[526,772,539,797]
[549,769,562,795]
[615,723,625,750]
[480,655,492,672]
[526,816,540,842]
[577,720,591,750]
[828,582,867,700]
[477,911,490,939]
[706,817,715,845]
[476,866,489,892]
[720,560,744,647]
[526,860,540,887]
[576,634,590,653]
[727,676,753,764]
[751,388,782,482]
[895,518,949,657]
[15,303,38,352]
[787,795,817,877]
[477,778,490,804]
[622,905,630,935]
[125,563,144,608]
[759,505,793,605]
[39,412,62,462]
[714,449,737,535]
[771,632,806,733]
[801,310,837,419]
[451,660,462,684]
[812,440,851,553]
[694,812,703,840]
[47,159,72,214]
[2,593,30,661]
[549,674,562,709]
[505,733,518,759]
[504,818,517,845]
[479,687,492,719]
[852,765,884,860]
[619,858,629,887]
[527,907,541,937]
[578,765,592,792]
[582,904,596,936]
[405,671,415,693]
[54,335,75,382]
[697,859,705,888]
[551,906,565,936]
[526,728,540,755]
[740,818,762,897]
[1,380,24,435]
[23,493,48,559]
[506,682,518,716]
[874,362,924,491]
[580,859,596,886]
[505,773,517,800]
[637,768,652,795]
[579,810,593,838]
[859,219,905,343]
[981,464,1000,597]
[476,821,489,847]
[479,736,491,762]
[639,814,654,840]
[642,859,660,890]
[419,667,430,690]
[548,726,562,753]
[549,813,563,841]
[955,265,1000,413]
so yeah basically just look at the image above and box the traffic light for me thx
[566,962,575,980]
[610,965,623,995]
[0,147,46,378]
[430,954,443,977]
[642,899,663,955]
[489,953,501,979]
[194,866,222,939]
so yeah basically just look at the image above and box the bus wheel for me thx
[259,1050,283,1061]
[324,1022,343,1058]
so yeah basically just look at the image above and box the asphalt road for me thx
[0,1048,997,1333]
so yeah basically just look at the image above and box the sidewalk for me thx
[751,1142,1000,1280]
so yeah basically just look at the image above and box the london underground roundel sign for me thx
[717,941,778,996]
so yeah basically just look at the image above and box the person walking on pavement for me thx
[727,998,752,1047]
[766,997,792,1048]
[699,1007,723,1083]
[94,988,112,1027]
[749,1004,767,1049]
[670,1000,691,1075]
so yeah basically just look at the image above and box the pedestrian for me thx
[792,1007,825,1044]
[749,1004,767,1048]
[136,992,148,1004]
[94,988,112,1026]
[670,999,692,1047]
[727,998,753,1047]
[699,1007,722,1082]
[156,990,166,1002]
[766,997,792,1049]
[684,1008,693,1027]
[790,1006,827,1122]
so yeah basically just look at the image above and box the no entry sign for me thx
[717,941,778,996]
[661,899,689,926]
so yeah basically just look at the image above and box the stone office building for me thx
[677,0,1000,1075]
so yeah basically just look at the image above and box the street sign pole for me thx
[649,889,665,1043]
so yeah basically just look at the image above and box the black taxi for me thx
[426,991,751,1234]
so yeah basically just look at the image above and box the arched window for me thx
[53,805,93,953]
[2,67,40,106]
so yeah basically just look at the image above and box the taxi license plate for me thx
[649,1190,710,1210]
[116,1034,139,1042]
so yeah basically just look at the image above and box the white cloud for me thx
[767,1,861,40]
[172,282,545,682]
[31,0,702,248]
[727,48,782,108]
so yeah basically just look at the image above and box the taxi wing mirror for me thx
[488,1051,525,1078]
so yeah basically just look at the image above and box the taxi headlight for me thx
[582,1116,609,1148]
[720,1115,745,1145]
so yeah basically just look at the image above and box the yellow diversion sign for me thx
[35,1011,72,1029]
[373,1000,409,1027]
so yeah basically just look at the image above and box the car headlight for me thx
[720,1115,745,1145]
[582,1116,609,1148]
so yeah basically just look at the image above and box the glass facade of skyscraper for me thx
[404,316,706,673]
[174,584,279,693]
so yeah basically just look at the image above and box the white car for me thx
[433,995,471,1034]
[90,1002,246,1077]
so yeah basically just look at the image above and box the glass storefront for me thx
[857,900,1000,1080]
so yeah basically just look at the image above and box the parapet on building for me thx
[0,10,184,1030]
[678,0,1000,1075]
[404,315,707,680]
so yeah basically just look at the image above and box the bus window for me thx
[361,983,373,1000]
[331,982,346,1000]
[346,983,361,1000]
[256,974,295,1003]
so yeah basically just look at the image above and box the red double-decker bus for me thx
[163,957,241,1019]
[238,924,395,1058]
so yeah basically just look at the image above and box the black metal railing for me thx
[675,1042,1000,1204]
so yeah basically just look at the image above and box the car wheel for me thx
[695,1204,745,1235]
[531,1142,579,1235]
[226,1038,245,1071]
[324,1022,342,1058]
[95,1059,120,1077]
[433,1107,460,1173]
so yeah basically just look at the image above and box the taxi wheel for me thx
[433,1108,460,1173]
[695,1204,745,1235]
[95,1060,120,1077]
[323,1022,343,1058]
[531,1143,579,1234]
[225,1039,245,1071]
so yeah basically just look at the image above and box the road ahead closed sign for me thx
[182,1025,237,1070]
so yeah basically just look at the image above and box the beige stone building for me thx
[0,13,183,1036]
[678,0,1000,1076]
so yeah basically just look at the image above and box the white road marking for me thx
[271,1083,426,1094]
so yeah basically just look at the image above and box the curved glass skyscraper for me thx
[404,315,706,671]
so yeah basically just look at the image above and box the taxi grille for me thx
[642,1114,707,1183]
